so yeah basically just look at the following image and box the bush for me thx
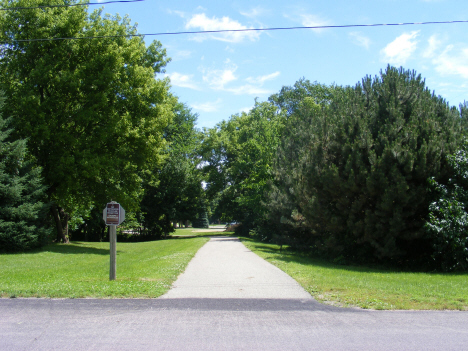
[426,139,468,271]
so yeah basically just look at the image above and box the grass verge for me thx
[0,237,209,298]
[241,238,468,310]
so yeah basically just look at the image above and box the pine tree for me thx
[191,205,209,229]
[0,112,51,251]
[269,66,465,265]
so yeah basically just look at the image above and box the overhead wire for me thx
[0,20,467,43]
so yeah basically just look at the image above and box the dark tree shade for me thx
[269,66,465,266]
[191,206,209,229]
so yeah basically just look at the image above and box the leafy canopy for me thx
[0,0,175,223]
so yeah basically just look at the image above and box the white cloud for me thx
[423,35,442,58]
[191,99,222,112]
[246,71,280,85]
[167,9,186,18]
[185,13,260,43]
[349,32,371,49]
[299,14,332,34]
[226,84,271,95]
[433,45,468,79]
[381,31,419,65]
[227,71,279,95]
[200,60,279,96]
[240,106,254,114]
[171,50,192,61]
[166,72,200,90]
[240,6,268,18]
[201,63,238,90]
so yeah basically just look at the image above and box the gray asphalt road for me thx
[2,298,468,350]
[1,237,468,350]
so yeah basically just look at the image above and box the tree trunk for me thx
[51,204,70,243]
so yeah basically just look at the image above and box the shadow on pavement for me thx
[0,298,364,313]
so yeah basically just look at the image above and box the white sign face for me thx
[103,202,125,226]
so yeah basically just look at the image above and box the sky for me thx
[96,0,468,129]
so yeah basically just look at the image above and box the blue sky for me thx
[97,0,468,129]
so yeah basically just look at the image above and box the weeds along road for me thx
[1,298,468,351]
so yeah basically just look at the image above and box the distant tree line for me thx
[201,67,468,271]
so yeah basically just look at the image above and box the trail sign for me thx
[102,201,125,281]
[103,202,125,226]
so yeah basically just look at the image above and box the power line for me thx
[0,0,145,11]
[1,20,467,43]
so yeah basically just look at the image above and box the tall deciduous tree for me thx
[141,102,204,235]
[201,101,285,234]
[0,1,174,241]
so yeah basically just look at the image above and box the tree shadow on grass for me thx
[40,243,109,255]
[169,232,236,240]
[244,240,468,277]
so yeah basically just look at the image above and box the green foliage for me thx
[426,138,468,271]
[0,0,174,239]
[269,66,465,266]
[200,101,286,233]
[191,205,209,228]
[268,78,335,117]
[141,102,204,235]
[0,111,51,251]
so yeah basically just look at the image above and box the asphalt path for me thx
[1,237,468,350]
[160,236,312,299]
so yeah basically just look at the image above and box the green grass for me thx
[241,238,468,310]
[0,237,209,298]
[171,226,232,237]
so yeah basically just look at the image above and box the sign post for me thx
[103,202,125,281]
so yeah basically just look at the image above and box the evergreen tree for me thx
[191,205,209,229]
[269,66,465,265]
[0,112,50,251]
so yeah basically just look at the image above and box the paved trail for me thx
[161,236,312,299]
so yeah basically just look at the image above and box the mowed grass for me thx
[241,238,468,310]
[0,237,209,298]
[172,226,229,237]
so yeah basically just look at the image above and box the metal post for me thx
[109,225,117,281]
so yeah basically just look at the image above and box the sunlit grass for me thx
[172,226,232,237]
[0,238,209,298]
[241,238,468,310]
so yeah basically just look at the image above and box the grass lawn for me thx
[241,238,468,310]
[0,237,209,298]
[171,226,229,237]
